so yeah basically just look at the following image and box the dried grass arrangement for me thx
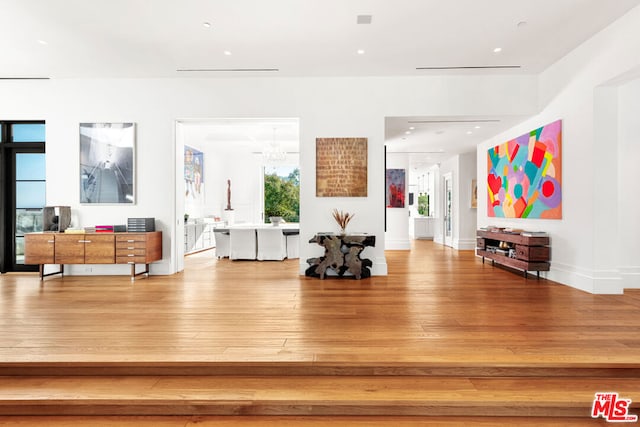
[332,209,355,235]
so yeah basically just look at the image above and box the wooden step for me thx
[2,361,639,377]
[0,375,638,417]
[0,415,620,426]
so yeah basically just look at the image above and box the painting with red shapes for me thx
[487,120,562,219]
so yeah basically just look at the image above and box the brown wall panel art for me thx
[316,137,367,197]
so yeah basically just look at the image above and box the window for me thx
[11,123,46,143]
[264,165,299,223]
[0,121,46,272]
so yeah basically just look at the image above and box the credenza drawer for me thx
[116,255,149,264]
[116,234,147,243]
[515,244,550,262]
[116,242,147,251]
[116,248,147,256]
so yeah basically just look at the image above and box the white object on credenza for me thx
[412,216,434,240]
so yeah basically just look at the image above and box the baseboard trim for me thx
[620,266,640,290]
[548,262,624,295]
[385,238,411,250]
[454,238,477,250]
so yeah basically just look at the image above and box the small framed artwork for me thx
[185,145,205,207]
[471,179,478,209]
[80,123,135,204]
[386,168,406,208]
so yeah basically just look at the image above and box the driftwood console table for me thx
[306,233,375,279]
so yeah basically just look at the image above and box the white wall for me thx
[213,152,264,224]
[457,152,477,249]
[477,5,640,293]
[384,153,410,250]
[203,147,226,219]
[618,78,640,289]
[1,74,538,277]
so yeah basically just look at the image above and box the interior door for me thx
[443,173,453,247]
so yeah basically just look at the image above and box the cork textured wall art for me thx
[316,137,367,197]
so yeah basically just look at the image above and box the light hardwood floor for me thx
[1,240,638,368]
[0,240,639,424]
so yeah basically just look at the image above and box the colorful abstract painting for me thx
[386,169,406,208]
[487,120,562,219]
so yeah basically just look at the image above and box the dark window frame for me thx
[1,120,46,273]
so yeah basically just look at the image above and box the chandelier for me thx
[262,128,286,163]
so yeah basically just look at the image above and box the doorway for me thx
[174,118,300,272]
[443,173,453,247]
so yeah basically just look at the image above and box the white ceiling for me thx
[2,0,637,79]
[3,0,638,166]
[385,115,528,169]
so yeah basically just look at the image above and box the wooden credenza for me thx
[24,232,162,281]
[476,230,550,278]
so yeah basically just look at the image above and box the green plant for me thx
[264,168,300,223]
[417,194,429,216]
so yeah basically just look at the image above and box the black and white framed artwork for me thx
[79,122,135,204]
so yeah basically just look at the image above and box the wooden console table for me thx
[24,231,162,281]
[306,234,375,279]
[476,230,549,278]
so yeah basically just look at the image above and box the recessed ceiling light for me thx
[357,49,365,55]
[224,50,232,56]
[37,39,48,45]
[409,126,415,130]
[466,131,473,135]
[493,47,502,53]
[203,22,212,28]
[475,125,481,129]
[405,131,411,135]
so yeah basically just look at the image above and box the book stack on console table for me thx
[476,229,550,278]
[95,225,114,233]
